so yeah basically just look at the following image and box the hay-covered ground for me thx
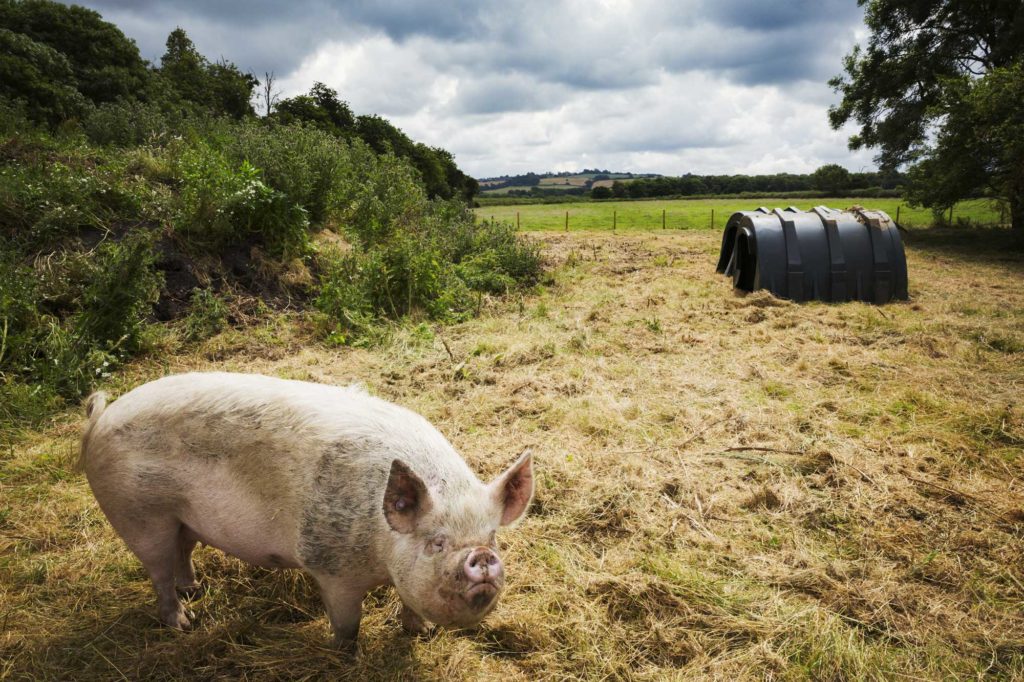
[2,227,1023,680]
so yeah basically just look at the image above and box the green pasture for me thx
[473,197,1004,231]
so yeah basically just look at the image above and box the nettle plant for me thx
[174,145,308,256]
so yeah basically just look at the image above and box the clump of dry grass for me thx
[2,227,1024,680]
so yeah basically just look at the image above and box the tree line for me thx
[591,165,903,200]
[0,0,477,201]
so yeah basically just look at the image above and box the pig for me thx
[78,372,534,645]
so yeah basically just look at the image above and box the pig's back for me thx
[86,372,477,497]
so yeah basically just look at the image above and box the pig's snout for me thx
[465,547,502,583]
[463,547,503,610]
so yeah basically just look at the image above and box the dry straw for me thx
[2,227,1023,680]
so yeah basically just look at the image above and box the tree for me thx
[0,0,149,105]
[260,71,280,116]
[158,28,256,118]
[274,82,354,135]
[905,62,1024,227]
[811,164,852,194]
[829,0,1024,228]
[591,186,612,199]
[0,28,85,124]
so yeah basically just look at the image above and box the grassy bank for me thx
[473,197,1003,231]
[0,114,541,438]
[2,226,1022,679]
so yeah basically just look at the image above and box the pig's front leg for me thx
[314,575,367,648]
[400,603,431,635]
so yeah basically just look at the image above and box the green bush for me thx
[173,143,309,256]
[82,101,171,146]
[314,198,542,343]
[183,288,228,342]
[223,122,356,226]
[0,231,160,413]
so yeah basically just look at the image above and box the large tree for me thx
[158,28,256,118]
[0,0,149,105]
[829,0,1024,228]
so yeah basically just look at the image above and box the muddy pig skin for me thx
[79,372,534,645]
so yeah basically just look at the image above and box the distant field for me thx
[474,197,1003,231]
[480,173,640,195]
[538,176,590,187]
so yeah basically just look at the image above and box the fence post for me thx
[710,209,714,229]
[895,205,900,224]
[662,209,666,230]
[490,215,494,224]
[565,210,569,232]
[517,211,520,230]
[613,210,616,232]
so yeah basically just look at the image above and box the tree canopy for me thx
[157,28,256,118]
[0,0,149,105]
[829,0,1024,228]
[273,86,478,201]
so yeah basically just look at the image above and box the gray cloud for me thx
[65,0,871,176]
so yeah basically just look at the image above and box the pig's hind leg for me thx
[110,513,193,630]
[175,526,203,598]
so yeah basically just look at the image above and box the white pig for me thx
[79,372,534,645]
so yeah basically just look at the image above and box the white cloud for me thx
[77,0,874,177]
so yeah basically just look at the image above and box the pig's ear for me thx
[384,460,433,534]
[490,449,534,526]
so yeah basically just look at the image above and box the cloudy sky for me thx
[75,0,875,178]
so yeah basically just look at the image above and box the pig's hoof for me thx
[161,609,192,630]
[332,635,360,657]
[176,582,204,599]
[400,606,432,636]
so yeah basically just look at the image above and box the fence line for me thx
[475,200,1003,231]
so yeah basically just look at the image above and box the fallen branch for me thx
[904,473,1017,526]
[719,446,803,455]
[678,417,729,449]
[439,337,456,363]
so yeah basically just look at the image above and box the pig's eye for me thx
[429,535,448,554]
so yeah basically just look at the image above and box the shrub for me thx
[314,200,542,342]
[0,231,160,408]
[83,100,170,146]
[183,288,228,342]
[173,143,309,256]
[222,121,355,226]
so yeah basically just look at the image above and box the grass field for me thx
[474,197,1003,231]
[2,227,1023,679]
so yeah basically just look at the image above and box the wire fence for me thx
[473,199,1006,232]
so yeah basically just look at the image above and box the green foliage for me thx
[811,164,852,194]
[906,62,1024,228]
[183,288,228,342]
[76,232,162,353]
[0,231,161,427]
[830,0,1024,227]
[0,28,85,125]
[273,88,477,202]
[173,144,309,256]
[82,100,171,146]
[274,82,355,135]
[315,199,542,343]
[157,28,256,119]
[221,121,356,225]
[0,136,158,251]
[0,0,149,105]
